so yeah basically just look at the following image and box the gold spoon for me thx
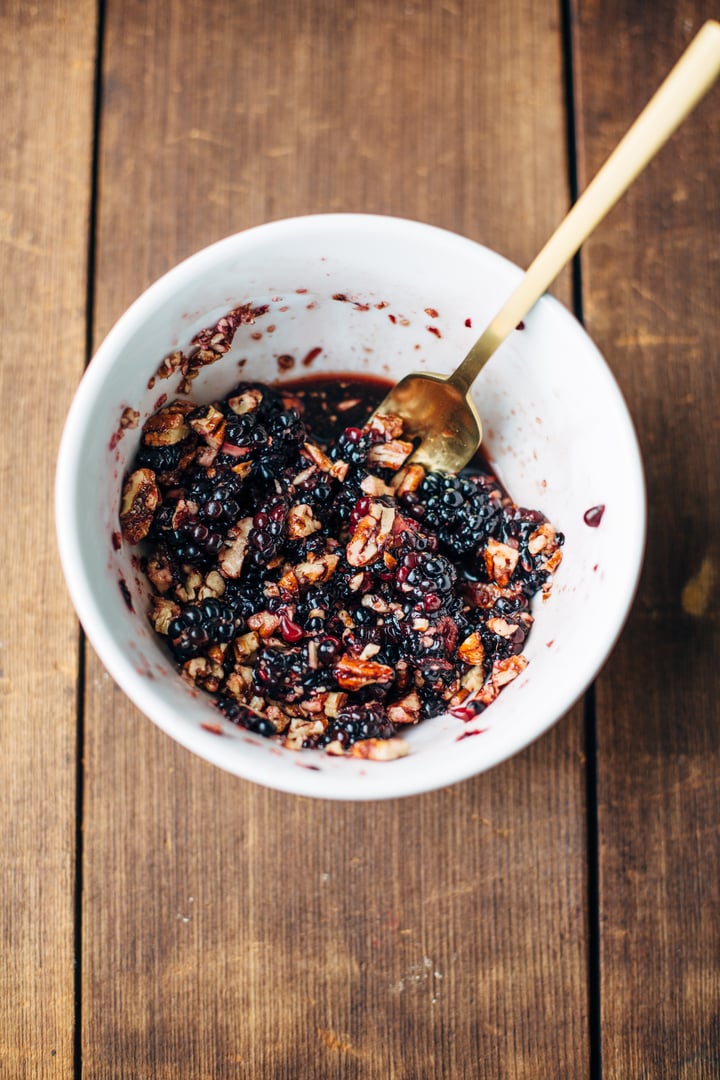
[375,19,720,474]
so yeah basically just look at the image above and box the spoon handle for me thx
[450,18,720,396]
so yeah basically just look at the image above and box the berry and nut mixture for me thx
[119,376,563,760]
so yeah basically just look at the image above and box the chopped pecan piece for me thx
[181,656,224,692]
[265,705,291,734]
[287,503,322,539]
[460,664,486,693]
[278,568,300,595]
[247,612,281,638]
[361,593,391,613]
[387,690,421,725]
[323,691,348,718]
[197,570,226,600]
[300,441,335,472]
[493,654,528,687]
[294,553,339,585]
[284,716,326,751]
[543,549,563,575]
[367,413,404,439]
[218,517,253,578]
[120,468,160,544]
[458,631,485,666]
[367,439,413,470]
[175,567,203,603]
[149,596,180,635]
[189,404,226,449]
[145,549,175,594]
[225,668,253,701]
[346,503,396,567]
[528,522,556,555]
[347,737,409,761]
[292,464,316,487]
[334,655,394,691]
[142,402,192,446]
[228,388,262,415]
[484,538,520,586]
[391,464,426,495]
[360,474,394,496]
[233,631,261,660]
[486,617,516,639]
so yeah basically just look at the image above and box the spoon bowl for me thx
[376,371,482,472]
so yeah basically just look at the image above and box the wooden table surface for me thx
[2,1,719,1077]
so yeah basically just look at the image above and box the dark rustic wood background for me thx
[1,1,718,1077]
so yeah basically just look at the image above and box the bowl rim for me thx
[55,212,646,799]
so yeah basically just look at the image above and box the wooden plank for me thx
[571,2,720,1076]
[0,2,98,1077]
[83,1,588,1076]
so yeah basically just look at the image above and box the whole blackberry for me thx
[253,646,306,702]
[330,427,371,467]
[250,495,289,565]
[294,469,335,512]
[150,497,225,565]
[323,702,395,748]
[416,657,458,692]
[171,520,225,563]
[268,407,306,446]
[135,442,184,474]
[189,468,247,526]
[395,552,456,612]
[223,573,268,622]
[223,410,269,452]
[414,472,501,554]
[167,598,239,659]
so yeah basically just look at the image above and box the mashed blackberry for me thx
[119,376,563,760]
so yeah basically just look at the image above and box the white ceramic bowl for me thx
[55,214,645,799]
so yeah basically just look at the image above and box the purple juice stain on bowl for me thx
[583,504,605,528]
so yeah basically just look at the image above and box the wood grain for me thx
[0,2,97,1077]
[83,1,587,1076]
[571,2,720,1076]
